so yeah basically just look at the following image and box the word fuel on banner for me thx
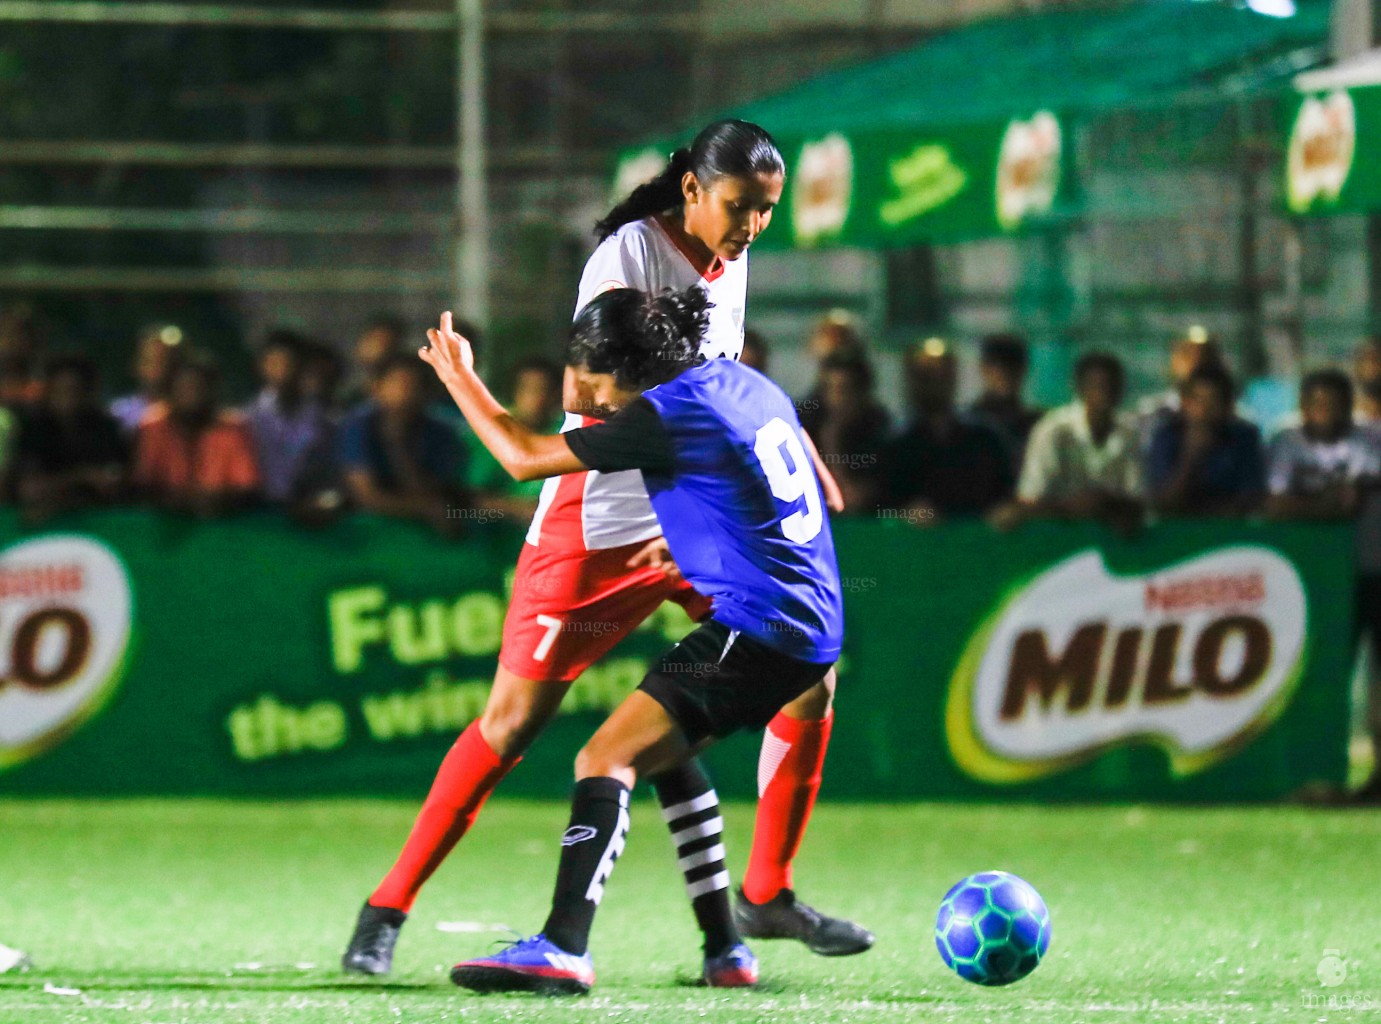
[224,581,691,764]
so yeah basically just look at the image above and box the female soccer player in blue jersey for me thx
[419,288,844,995]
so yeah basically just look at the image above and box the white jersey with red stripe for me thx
[573,214,748,359]
[525,214,749,551]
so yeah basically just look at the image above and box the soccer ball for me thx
[935,871,1050,986]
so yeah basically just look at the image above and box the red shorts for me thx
[498,539,713,683]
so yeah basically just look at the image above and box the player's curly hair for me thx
[595,120,784,240]
[567,287,710,391]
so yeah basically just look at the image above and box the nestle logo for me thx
[1144,571,1265,614]
[0,564,85,600]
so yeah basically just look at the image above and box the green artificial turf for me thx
[1,799,1378,1023]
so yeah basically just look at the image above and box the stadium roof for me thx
[615,2,1334,247]
[721,0,1331,134]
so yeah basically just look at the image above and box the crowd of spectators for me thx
[6,305,1381,542]
[789,313,1381,544]
[0,309,564,537]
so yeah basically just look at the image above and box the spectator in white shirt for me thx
[1267,371,1381,512]
[1265,369,1381,802]
[992,352,1142,532]
[1269,337,1381,438]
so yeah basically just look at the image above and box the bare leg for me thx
[575,690,699,786]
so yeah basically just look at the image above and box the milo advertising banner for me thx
[835,519,1348,800]
[1284,83,1381,215]
[0,535,134,771]
[0,512,1353,801]
[613,111,1066,250]
[946,546,1304,784]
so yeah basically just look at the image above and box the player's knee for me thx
[478,703,546,759]
[573,744,604,779]
[574,743,634,785]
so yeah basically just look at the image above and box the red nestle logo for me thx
[0,564,86,601]
[1144,572,1265,613]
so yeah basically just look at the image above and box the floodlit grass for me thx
[1,799,1378,1022]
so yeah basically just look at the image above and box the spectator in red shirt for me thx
[0,355,39,411]
[134,354,261,516]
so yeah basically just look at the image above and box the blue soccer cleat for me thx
[702,942,759,987]
[450,934,594,996]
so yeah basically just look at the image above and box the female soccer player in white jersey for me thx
[342,120,870,985]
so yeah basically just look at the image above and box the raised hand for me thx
[419,310,475,386]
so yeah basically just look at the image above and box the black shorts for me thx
[638,620,832,745]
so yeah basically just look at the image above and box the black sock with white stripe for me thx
[543,776,631,956]
[652,758,740,957]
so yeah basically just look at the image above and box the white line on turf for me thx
[228,962,317,971]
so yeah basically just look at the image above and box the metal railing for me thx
[0,1,490,313]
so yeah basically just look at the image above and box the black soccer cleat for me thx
[342,901,408,976]
[734,887,875,957]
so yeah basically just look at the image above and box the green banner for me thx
[0,512,1353,801]
[614,112,1067,250]
[1284,83,1381,215]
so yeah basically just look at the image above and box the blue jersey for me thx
[567,359,843,663]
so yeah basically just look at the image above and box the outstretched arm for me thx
[420,312,584,482]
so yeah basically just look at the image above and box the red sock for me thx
[370,721,520,912]
[742,710,833,905]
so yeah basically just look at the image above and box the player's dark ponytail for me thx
[568,286,710,391]
[595,148,692,242]
[595,119,785,240]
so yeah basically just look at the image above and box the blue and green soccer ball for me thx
[935,871,1050,986]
